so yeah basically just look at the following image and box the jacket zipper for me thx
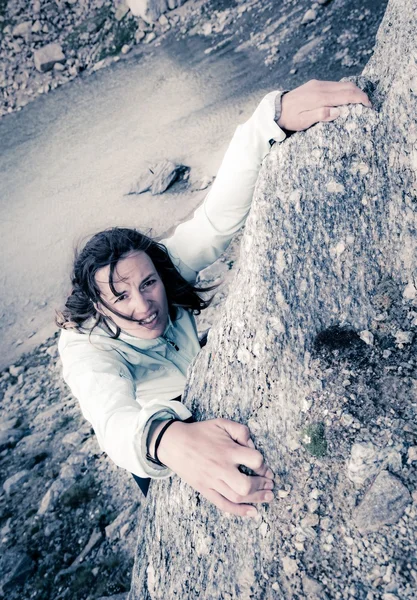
[163,336,179,352]
[161,333,196,377]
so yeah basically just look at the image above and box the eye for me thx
[114,293,127,303]
[142,279,156,290]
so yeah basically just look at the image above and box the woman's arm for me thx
[59,330,275,515]
[58,332,192,479]
[163,81,372,281]
[163,90,286,280]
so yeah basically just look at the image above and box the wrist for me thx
[147,419,167,461]
[156,420,187,468]
[275,91,288,127]
[275,90,293,135]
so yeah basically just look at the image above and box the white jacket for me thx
[58,91,286,479]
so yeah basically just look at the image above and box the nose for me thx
[131,288,152,318]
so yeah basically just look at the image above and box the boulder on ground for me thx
[105,503,139,541]
[3,554,34,593]
[126,0,186,23]
[3,469,30,495]
[301,8,317,24]
[0,428,24,451]
[129,160,190,195]
[34,43,66,73]
[12,21,32,38]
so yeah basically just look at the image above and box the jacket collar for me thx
[82,311,179,351]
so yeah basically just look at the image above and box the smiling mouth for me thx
[137,312,158,326]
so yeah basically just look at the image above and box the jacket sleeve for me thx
[58,335,192,479]
[163,90,287,282]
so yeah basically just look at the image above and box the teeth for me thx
[140,313,157,324]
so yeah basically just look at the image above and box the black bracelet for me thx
[147,418,180,468]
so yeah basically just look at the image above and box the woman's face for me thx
[94,251,169,340]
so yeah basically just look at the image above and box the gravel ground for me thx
[1,0,387,118]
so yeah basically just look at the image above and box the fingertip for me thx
[362,94,372,108]
[247,438,256,449]
[246,508,258,518]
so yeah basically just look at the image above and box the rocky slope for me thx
[0,335,140,600]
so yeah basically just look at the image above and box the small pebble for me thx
[359,330,374,346]
[302,9,317,24]
[408,447,417,463]
[309,488,321,500]
[307,500,319,513]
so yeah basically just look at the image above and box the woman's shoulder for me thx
[58,321,122,358]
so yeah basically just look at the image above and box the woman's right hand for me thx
[155,418,275,517]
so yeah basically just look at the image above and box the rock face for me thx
[130,0,417,598]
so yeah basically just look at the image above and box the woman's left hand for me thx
[277,79,372,133]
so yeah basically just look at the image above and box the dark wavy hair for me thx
[56,227,216,338]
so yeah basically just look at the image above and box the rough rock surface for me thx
[129,0,417,598]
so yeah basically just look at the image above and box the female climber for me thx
[57,80,371,518]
